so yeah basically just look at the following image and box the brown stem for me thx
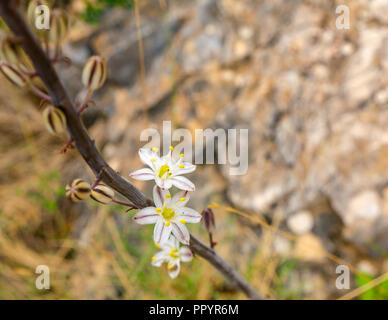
[0,1,262,300]
[209,232,216,249]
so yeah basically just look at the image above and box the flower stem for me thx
[60,138,74,153]
[113,199,138,209]
[77,90,93,115]
[29,84,52,103]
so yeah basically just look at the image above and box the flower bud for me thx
[202,208,216,233]
[42,105,66,135]
[0,36,22,66]
[0,62,27,87]
[47,9,69,46]
[66,179,91,202]
[90,184,115,204]
[82,56,107,92]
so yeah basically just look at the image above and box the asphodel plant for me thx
[0,1,228,283]
[0,1,201,281]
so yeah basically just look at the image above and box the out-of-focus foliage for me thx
[81,0,134,24]
[356,274,388,300]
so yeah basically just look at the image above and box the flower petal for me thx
[171,190,190,208]
[151,250,168,267]
[179,247,193,262]
[176,207,202,223]
[170,235,180,248]
[154,219,172,244]
[161,236,178,250]
[171,221,190,245]
[164,179,173,189]
[133,207,159,225]
[167,260,181,279]
[139,148,157,168]
[153,185,169,208]
[129,168,154,181]
[174,163,196,175]
[170,176,195,191]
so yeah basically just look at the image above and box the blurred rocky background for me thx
[0,0,388,299]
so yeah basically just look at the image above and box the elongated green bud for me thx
[90,184,114,204]
[82,56,107,92]
[42,105,66,135]
[0,62,27,87]
[66,179,91,202]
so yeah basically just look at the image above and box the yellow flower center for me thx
[162,207,175,220]
[158,164,170,178]
[169,249,179,259]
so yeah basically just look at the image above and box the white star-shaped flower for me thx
[133,185,202,245]
[129,147,196,191]
[152,236,193,279]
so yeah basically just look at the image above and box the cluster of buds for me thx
[27,1,69,59]
[66,179,114,204]
[65,178,137,212]
[0,32,33,88]
[0,5,70,139]
[0,34,33,73]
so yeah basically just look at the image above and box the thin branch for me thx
[0,1,262,300]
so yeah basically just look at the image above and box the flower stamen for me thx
[158,164,170,178]
[162,207,175,220]
[169,249,179,258]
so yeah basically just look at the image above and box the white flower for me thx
[129,147,196,191]
[152,236,193,279]
[133,185,202,245]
